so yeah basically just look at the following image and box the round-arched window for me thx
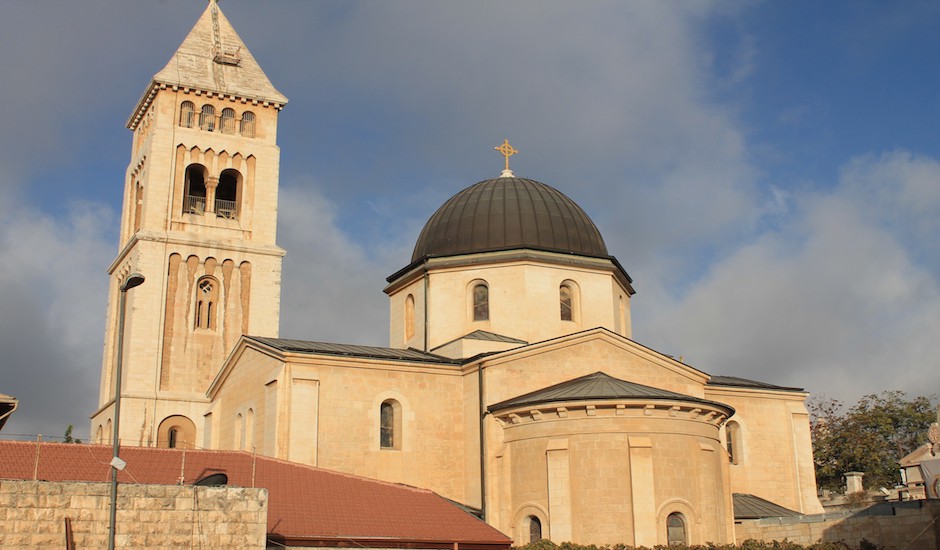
[666,512,687,545]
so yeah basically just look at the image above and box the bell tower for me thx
[91,1,287,449]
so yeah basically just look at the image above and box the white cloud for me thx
[276,181,409,345]
[0,187,115,440]
[638,151,940,403]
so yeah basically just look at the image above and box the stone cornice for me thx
[491,399,732,428]
[108,231,286,274]
[704,384,809,401]
[384,248,634,296]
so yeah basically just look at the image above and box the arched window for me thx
[560,284,573,321]
[180,101,195,128]
[472,282,489,321]
[527,516,542,543]
[240,111,256,137]
[405,294,415,340]
[199,104,216,131]
[106,419,112,444]
[157,415,196,449]
[184,165,207,215]
[194,276,219,330]
[95,425,103,444]
[666,512,687,545]
[380,400,402,449]
[215,169,240,219]
[726,420,742,465]
[220,108,236,134]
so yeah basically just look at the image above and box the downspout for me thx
[478,363,487,521]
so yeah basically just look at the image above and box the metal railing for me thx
[184,195,206,215]
[215,199,237,219]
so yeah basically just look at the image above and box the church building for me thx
[91,2,823,546]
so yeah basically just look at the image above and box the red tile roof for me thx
[0,440,511,548]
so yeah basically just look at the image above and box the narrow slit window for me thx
[726,421,741,465]
[472,283,489,321]
[560,284,573,321]
[405,294,415,340]
[380,401,395,449]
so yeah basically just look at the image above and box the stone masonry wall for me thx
[735,501,940,550]
[0,480,267,549]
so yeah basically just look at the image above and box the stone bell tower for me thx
[91,0,287,449]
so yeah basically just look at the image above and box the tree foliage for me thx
[809,391,936,491]
[63,424,82,444]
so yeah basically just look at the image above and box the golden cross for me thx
[495,139,518,171]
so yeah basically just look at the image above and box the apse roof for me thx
[412,177,609,262]
[0,441,510,547]
[489,371,733,413]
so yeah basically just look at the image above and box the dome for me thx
[412,177,609,262]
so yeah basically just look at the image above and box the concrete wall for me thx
[0,480,267,549]
[736,501,940,550]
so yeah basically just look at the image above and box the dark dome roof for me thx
[412,177,609,262]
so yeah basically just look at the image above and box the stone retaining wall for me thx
[735,500,940,550]
[0,480,267,549]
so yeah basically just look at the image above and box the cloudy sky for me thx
[1,1,938,440]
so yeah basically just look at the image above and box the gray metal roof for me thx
[708,375,803,392]
[462,330,528,344]
[412,177,609,262]
[732,493,800,519]
[247,337,460,365]
[489,372,734,413]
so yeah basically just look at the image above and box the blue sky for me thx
[1,1,938,439]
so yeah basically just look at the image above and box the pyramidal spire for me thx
[152,1,287,105]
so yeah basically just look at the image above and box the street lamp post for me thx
[108,272,145,550]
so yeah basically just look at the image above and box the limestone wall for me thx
[735,501,940,550]
[0,480,267,549]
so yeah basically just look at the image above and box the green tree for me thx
[809,391,936,491]
[63,424,82,444]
